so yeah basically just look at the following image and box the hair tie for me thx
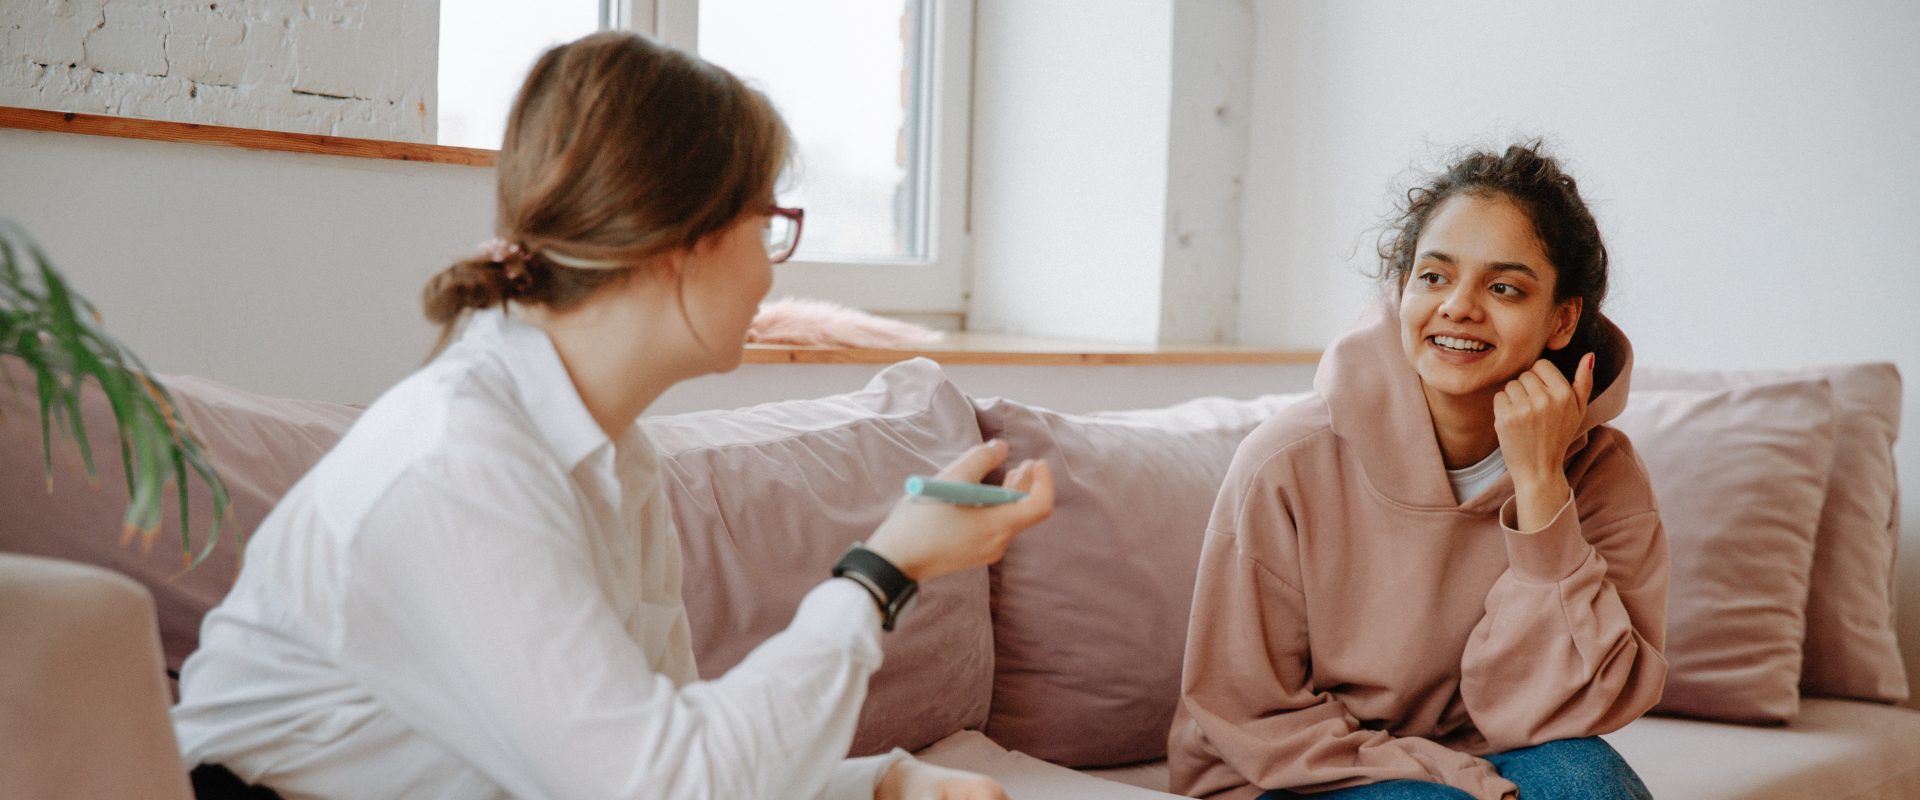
[476,238,535,292]
[477,237,525,264]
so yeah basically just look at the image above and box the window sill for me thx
[742,332,1320,366]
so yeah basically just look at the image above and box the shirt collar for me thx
[461,308,611,472]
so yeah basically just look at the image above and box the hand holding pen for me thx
[864,440,1054,581]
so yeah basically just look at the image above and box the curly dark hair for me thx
[1376,142,1609,378]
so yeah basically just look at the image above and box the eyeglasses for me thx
[764,206,805,263]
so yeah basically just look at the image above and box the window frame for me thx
[615,0,972,318]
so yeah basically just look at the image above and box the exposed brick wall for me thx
[0,0,438,142]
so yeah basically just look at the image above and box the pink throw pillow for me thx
[643,358,993,756]
[1613,381,1837,723]
[0,359,360,674]
[972,393,1305,767]
[1634,364,1906,704]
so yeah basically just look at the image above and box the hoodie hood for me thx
[1312,294,1635,508]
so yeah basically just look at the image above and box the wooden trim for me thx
[0,106,497,167]
[743,332,1321,366]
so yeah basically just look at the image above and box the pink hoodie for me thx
[1168,300,1669,800]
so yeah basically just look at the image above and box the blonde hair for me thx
[422,31,791,355]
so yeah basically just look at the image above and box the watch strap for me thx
[832,543,918,632]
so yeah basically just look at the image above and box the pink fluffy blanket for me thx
[746,297,942,348]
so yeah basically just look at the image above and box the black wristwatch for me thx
[832,542,918,632]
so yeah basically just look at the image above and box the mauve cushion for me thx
[1613,381,1836,723]
[1635,364,1906,704]
[973,393,1305,767]
[0,358,359,675]
[643,358,992,756]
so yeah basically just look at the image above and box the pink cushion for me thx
[1613,381,1837,723]
[0,358,359,674]
[642,358,992,756]
[1634,364,1906,704]
[973,393,1305,767]
[1601,698,1920,800]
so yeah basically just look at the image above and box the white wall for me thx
[969,0,1254,346]
[0,126,1307,414]
[1239,0,1920,704]
[969,0,1172,343]
[0,128,490,404]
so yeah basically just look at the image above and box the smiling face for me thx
[1398,193,1581,407]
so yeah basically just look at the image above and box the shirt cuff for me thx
[1498,494,1593,583]
[787,578,886,668]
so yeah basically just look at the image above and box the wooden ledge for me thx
[743,332,1320,366]
[0,106,495,166]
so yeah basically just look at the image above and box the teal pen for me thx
[903,475,1028,506]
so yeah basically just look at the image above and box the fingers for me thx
[992,460,1055,530]
[953,777,1008,800]
[936,440,1010,482]
[1003,459,1040,491]
[1019,461,1054,506]
[1004,460,1032,490]
[1507,359,1583,408]
[1502,379,1530,409]
[1516,368,1551,402]
[1018,461,1053,517]
[959,783,999,800]
[1573,352,1595,404]
[903,765,1003,800]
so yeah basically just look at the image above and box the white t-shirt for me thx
[1446,448,1509,505]
[173,308,900,799]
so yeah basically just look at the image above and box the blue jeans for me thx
[1255,737,1652,799]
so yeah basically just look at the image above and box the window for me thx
[441,1,972,317]
[438,2,602,150]
[697,1,922,262]
[632,0,973,317]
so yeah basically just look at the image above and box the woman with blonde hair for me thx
[173,31,1051,799]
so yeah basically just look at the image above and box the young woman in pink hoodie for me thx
[1169,144,1667,800]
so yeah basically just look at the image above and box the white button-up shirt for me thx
[174,309,898,799]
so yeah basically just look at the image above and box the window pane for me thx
[438,1,602,149]
[698,0,927,261]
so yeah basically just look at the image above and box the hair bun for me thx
[422,257,513,327]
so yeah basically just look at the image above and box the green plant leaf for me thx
[0,219,230,567]
[172,445,190,559]
[31,357,56,487]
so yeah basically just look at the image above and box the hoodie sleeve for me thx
[1459,436,1670,751]
[1171,455,1518,800]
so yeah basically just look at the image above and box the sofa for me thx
[2,355,1917,799]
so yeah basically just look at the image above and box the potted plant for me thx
[1,219,228,567]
